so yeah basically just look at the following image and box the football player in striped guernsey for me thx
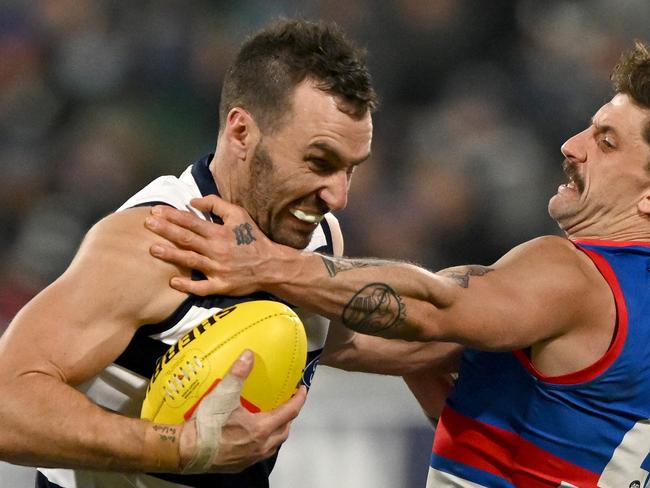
[148,42,650,488]
[0,18,456,488]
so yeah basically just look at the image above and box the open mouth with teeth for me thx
[290,208,324,224]
[561,160,584,193]
[564,180,578,190]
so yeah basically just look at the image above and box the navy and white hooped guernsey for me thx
[38,155,334,488]
[428,239,650,487]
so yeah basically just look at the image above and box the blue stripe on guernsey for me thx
[191,154,218,197]
[430,454,516,488]
[302,348,322,388]
[431,239,650,486]
[642,453,650,473]
[446,349,637,474]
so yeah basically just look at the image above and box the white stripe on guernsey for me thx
[37,468,193,488]
[427,468,489,488]
[78,363,149,416]
[598,418,650,487]
[116,172,204,215]
[149,305,222,344]
[295,308,329,350]
[306,222,327,251]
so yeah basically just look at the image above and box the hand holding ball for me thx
[141,300,308,424]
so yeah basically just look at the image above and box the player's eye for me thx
[309,157,333,172]
[598,136,615,150]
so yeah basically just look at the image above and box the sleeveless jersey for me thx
[39,155,334,488]
[428,239,650,488]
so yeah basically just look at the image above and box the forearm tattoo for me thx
[152,425,178,443]
[233,223,256,245]
[319,255,389,277]
[437,265,493,288]
[342,283,405,334]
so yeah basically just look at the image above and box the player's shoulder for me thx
[499,235,582,265]
[69,207,189,324]
[83,207,183,273]
[496,235,601,290]
[86,206,154,247]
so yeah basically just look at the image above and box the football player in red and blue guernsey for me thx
[145,40,650,487]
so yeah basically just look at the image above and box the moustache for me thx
[562,159,584,193]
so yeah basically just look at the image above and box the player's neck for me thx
[209,152,235,204]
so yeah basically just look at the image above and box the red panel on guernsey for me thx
[433,406,600,487]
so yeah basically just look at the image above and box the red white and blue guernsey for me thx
[38,155,334,488]
[428,239,650,488]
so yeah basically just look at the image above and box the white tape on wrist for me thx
[181,374,242,474]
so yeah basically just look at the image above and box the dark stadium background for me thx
[0,1,646,486]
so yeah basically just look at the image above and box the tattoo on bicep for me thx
[437,265,494,289]
[342,283,405,334]
[233,223,256,245]
[320,255,387,278]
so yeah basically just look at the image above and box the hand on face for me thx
[144,195,277,296]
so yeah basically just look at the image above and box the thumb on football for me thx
[224,349,254,382]
[181,350,254,474]
[195,349,254,417]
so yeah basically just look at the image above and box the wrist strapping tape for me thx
[181,374,242,474]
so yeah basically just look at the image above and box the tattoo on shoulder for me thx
[342,283,405,334]
[320,255,389,278]
[437,265,493,288]
[233,223,256,246]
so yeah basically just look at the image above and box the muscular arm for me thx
[249,241,587,351]
[144,196,606,353]
[321,319,462,375]
[0,208,190,471]
[0,207,306,473]
[316,213,463,376]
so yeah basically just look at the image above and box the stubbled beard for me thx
[562,158,585,193]
[249,143,274,210]
[247,143,313,249]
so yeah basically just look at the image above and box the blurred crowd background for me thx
[0,0,648,486]
[1,0,649,328]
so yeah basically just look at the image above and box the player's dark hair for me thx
[219,18,378,133]
[611,40,650,145]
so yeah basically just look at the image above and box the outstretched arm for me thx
[321,319,462,375]
[321,321,461,421]
[145,195,597,351]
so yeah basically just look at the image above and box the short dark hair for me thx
[611,40,650,146]
[219,18,378,133]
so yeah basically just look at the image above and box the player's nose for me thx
[561,128,588,164]
[318,170,349,211]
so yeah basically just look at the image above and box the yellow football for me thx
[140,300,307,423]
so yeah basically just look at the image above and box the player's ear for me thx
[223,107,261,161]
